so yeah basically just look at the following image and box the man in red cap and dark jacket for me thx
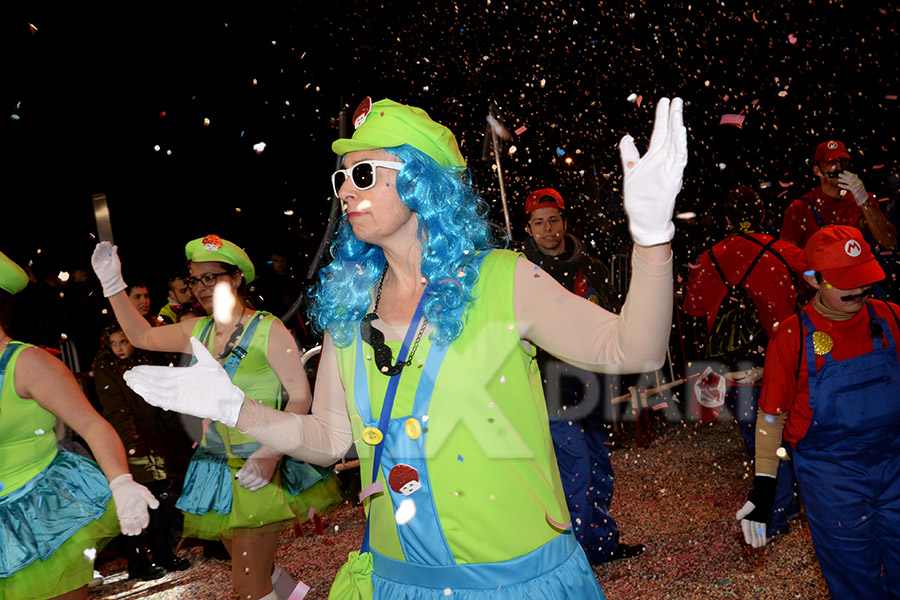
[780,140,896,251]
[522,187,644,565]
[738,225,900,599]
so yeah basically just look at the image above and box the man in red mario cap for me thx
[780,140,896,251]
[738,225,900,599]
[522,187,647,564]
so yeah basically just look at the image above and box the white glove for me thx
[837,171,869,206]
[91,242,127,297]
[124,336,246,427]
[109,473,159,536]
[235,447,282,491]
[619,97,688,246]
[736,501,767,548]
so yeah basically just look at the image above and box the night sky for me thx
[5,2,899,293]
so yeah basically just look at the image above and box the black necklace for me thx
[360,265,428,376]
[218,307,247,359]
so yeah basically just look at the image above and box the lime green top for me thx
[336,250,568,564]
[0,343,58,497]
[191,313,283,454]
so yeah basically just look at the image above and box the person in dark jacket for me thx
[93,321,191,579]
[522,187,643,564]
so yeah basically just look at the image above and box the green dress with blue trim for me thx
[0,342,119,600]
[177,312,342,540]
[335,250,606,599]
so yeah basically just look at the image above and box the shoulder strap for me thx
[736,238,778,288]
[708,236,777,290]
[0,341,24,409]
[799,195,826,228]
[221,313,267,379]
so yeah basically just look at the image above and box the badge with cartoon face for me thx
[353,97,373,130]
[388,464,421,496]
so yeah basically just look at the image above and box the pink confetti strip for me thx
[788,33,797,44]
[359,481,384,502]
[308,506,316,520]
[636,95,643,107]
[719,114,745,127]
[514,125,527,135]
[652,402,669,411]
[545,511,572,530]
[288,580,311,600]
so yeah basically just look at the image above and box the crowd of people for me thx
[1,96,899,600]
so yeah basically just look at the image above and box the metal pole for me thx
[490,121,513,242]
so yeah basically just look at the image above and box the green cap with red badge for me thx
[185,235,256,284]
[0,251,29,295]
[332,98,466,169]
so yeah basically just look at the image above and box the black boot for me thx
[153,545,191,572]
[127,551,167,581]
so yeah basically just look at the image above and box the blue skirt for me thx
[0,452,114,577]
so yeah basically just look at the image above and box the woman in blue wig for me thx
[124,96,687,599]
[91,236,342,600]
[0,251,157,600]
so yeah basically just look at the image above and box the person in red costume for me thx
[780,140,896,251]
[738,225,900,599]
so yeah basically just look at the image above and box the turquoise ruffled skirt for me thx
[0,452,119,600]
[177,449,342,539]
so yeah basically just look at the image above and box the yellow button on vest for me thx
[361,427,383,445]
[405,417,421,440]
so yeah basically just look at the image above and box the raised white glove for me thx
[736,501,767,548]
[124,336,246,427]
[235,447,282,491]
[109,473,159,536]
[837,171,868,207]
[91,241,127,297]
[619,97,688,246]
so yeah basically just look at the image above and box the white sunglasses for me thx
[331,160,404,197]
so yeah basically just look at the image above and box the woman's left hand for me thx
[619,97,688,247]
[124,337,245,427]
[235,448,282,491]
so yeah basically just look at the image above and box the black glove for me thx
[736,475,777,547]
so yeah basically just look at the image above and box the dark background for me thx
[4,2,899,299]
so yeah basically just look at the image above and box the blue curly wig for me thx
[309,144,502,347]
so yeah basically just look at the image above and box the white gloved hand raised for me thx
[619,97,688,246]
[837,171,869,207]
[109,473,159,536]
[91,241,127,297]
[124,336,246,427]
[235,447,283,491]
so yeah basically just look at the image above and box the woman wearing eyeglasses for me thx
[90,236,342,600]
[125,97,687,599]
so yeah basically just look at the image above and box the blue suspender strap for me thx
[800,311,820,404]
[799,196,826,228]
[360,288,431,554]
[0,342,23,410]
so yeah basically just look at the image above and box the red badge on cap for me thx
[827,141,839,150]
[844,239,862,257]
[353,97,373,130]
[202,234,224,251]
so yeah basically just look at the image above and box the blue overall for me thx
[793,305,900,599]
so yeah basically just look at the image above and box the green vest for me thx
[191,313,283,457]
[336,250,569,564]
[0,343,58,497]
